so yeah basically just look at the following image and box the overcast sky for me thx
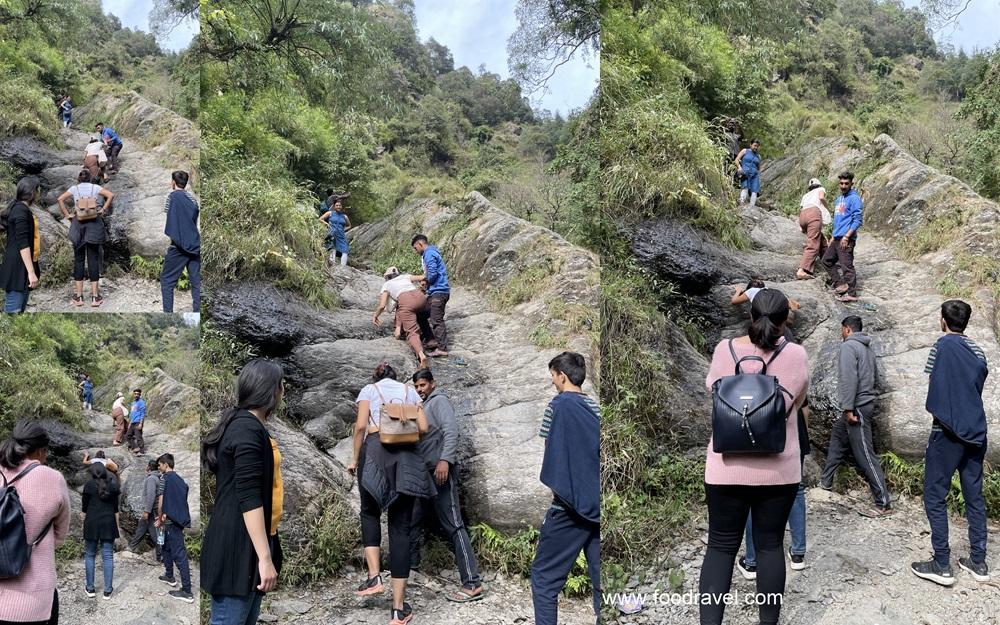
[102,0,197,53]
[413,0,598,116]
[903,0,1000,52]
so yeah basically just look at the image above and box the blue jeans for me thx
[3,290,29,313]
[209,592,263,625]
[924,428,987,567]
[84,539,114,593]
[745,467,807,565]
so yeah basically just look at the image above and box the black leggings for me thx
[699,483,798,625]
[359,446,416,579]
[73,243,101,282]
[0,588,58,624]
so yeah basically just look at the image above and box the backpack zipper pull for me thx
[742,404,756,445]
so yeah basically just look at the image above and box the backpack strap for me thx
[2,463,53,546]
[7,462,41,485]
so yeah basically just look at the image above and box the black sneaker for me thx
[355,574,384,597]
[158,574,178,587]
[103,589,113,600]
[788,547,806,571]
[959,557,990,582]
[737,556,757,580]
[390,602,413,625]
[169,589,194,603]
[85,587,96,598]
[911,559,955,586]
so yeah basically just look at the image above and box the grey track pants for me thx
[821,404,891,508]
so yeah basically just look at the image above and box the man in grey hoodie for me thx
[410,369,484,602]
[820,316,893,517]
[128,459,163,561]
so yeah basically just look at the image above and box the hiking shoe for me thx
[85,587,96,598]
[91,294,104,308]
[158,574,178,587]
[737,556,757,580]
[911,559,956,586]
[71,294,84,306]
[788,547,806,571]
[355,574,384,597]
[103,589,113,600]
[169,589,194,603]
[858,505,894,518]
[390,602,413,625]
[959,557,990,582]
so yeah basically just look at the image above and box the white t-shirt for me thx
[356,379,421,428]
[380,275,417,302]
[90,457,109,466]
[84,143,107,162]
[745,287,762,303]
[801,187,832,224]
[68,183,103,203]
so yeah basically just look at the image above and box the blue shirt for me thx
[832,189,863,240]
[130,398,147,423]
[101,127,122,146]
[740,150,760,176]
[82,381,93,393]
[421,245,450,295]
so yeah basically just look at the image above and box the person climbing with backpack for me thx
[57,170,114,308]
[0,176,43,314]
[0,420,71,624]
[347,362,432,625]
[94,123,123,175]
[700,288,810,625]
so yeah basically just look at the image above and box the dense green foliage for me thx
[0,0,196,145]
[0,315,198,434]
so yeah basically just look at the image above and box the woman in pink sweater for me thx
[700,289,810,625]
[0,420,71,625]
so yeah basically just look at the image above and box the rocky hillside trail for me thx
[208,192,599,622]
[0,90,197,312]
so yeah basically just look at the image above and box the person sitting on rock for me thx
[81,461,120,599]
[319,194,352,267]
[79,374,95,410]
[734,138,762,208]
[796,178,831,280]
[161,170,201,313]
[409,368,485,603]
[83,136,110,183]
[155,453,195,603]
[82,450,119,477]
[95,123,123,174]
[126,388,147,455]
[128,459,163,562]
[58,169,114,307]
[822,171,863,302]
[374,266,430,369]
[912,300,990,587]
[111,391,128,445]
[819,316,893,517]
[347,362,433,625]
[531,352,600,625]
[0,176,42,313]
[409,234,451,359]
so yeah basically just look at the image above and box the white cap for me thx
[383,266,399,278]
[808,178,822,187]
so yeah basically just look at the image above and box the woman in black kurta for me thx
[81,462,120,597]
[201,359,285,625]
[0,176,42,313]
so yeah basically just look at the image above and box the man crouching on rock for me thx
[409,369,485,602]
[531,352,600,625]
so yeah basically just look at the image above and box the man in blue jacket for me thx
[160,171,201,313]
[95,123,124,174]
[411,234,451,357]
[822,171,864,302]
[155,453,194,603]
[126,388,147,455]
[912,300,990,587]
[531,352,600,625]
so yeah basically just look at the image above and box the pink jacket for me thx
[0,461,71,622]
[704,338,810,486]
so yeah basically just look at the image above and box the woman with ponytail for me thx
[200,359,285,625]
[699,289,810,625]
[0,420,71,624]
[81,462,120,599]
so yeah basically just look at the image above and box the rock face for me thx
[210,194,599,531]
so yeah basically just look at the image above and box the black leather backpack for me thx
[0,463,54,579]
[711,339,793,454]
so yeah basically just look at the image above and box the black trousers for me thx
[163,523,192,593]
[106,142,123,172]
[700,483,798,625]
[409,467,481,586]
[160,245,201,313]
[128,513,162,560]
[125,421,144,452]
[73,243,101,282]
[822,237,857,295]
[0,589,58,624]
[924,428,988,567]
[530,506,600,625]
[428,293,449,350]
[820,405,891,508]
[358,442,417,579]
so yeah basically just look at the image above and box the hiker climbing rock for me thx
[735,139,762,208]
[58,170,114,308]
[822,171,863,302]
[319,193,352,267]
[912,300,990,587]
[59,96,73,129]
[83,136,110,183]
[796,178,830,280]
[161,171,201,313]
[820,316,893,517]
[373,266,430,369]
[410,234,451,358]
[0,176,42,313]
[95,123,124,175]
